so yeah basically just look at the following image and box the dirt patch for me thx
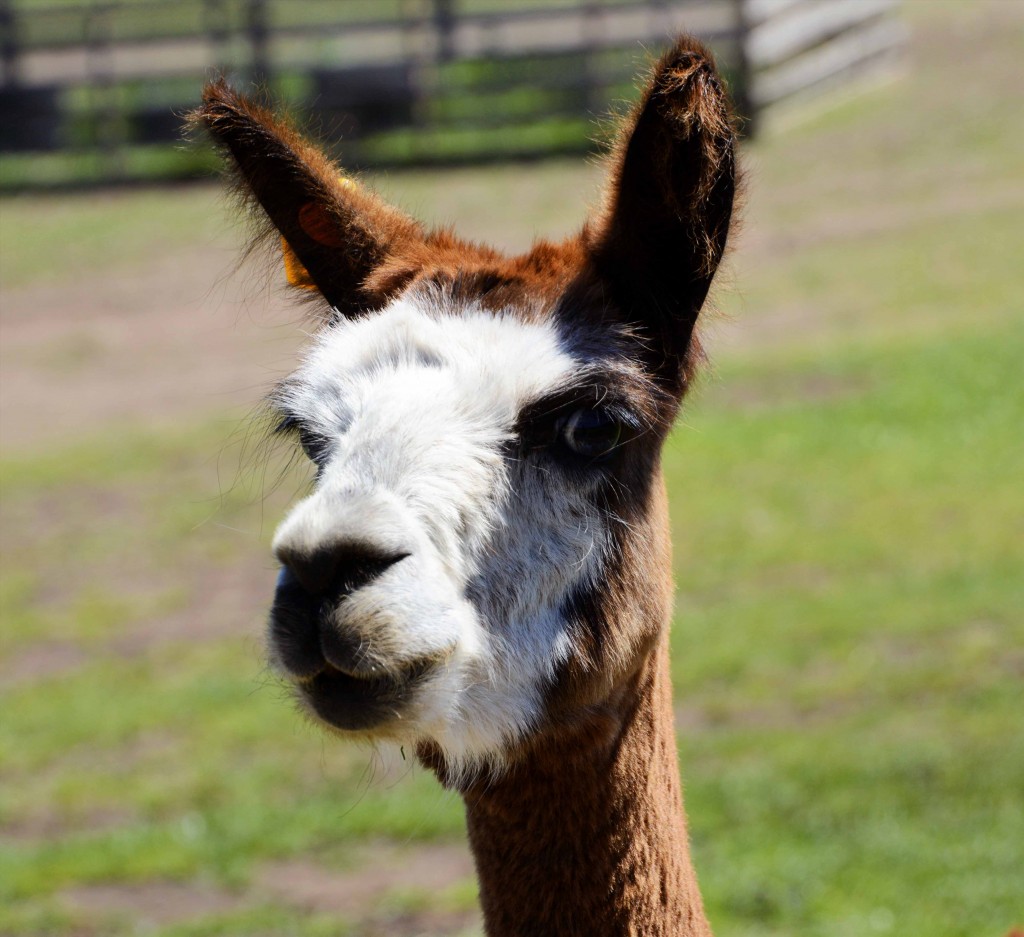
[0,639,89,690]
[61,880,244,929]
[739,182,1024,270]
[0,542,273,688]
[105,556,272,657]
[53,837,478,934]
[3,805,137,844]
[55,848,481,935]
[0,235,303,452]
[359,909,483,937]
[709,371,870,413]
[257,841,476,916]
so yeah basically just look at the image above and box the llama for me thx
[194,35,736,936]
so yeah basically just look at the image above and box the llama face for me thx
[195,38,735,779]
[267,293,661,770]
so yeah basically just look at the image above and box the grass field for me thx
[1,2,1022,935]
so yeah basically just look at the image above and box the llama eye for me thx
[297,427,329,465]
[556,408,622,461]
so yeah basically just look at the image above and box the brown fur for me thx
[188,79,424,317]
[425,477,713,936]
[193,34,736,937]
[461,639,709,937]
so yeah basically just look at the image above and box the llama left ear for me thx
[191,80,424,318]
[587,37,737,390]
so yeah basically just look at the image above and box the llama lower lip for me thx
[301,663,427,731]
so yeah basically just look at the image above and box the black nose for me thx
[269,544,408,679]
[277,543,408,598]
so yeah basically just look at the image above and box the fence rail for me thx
[0,0,904,189]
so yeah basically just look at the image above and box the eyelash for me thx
[276,415,330,465]
[298,429,330,465]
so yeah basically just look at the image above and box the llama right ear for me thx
[191,80,423,317]
[587,38,737,390]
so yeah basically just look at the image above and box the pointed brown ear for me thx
[191,80,423,317]
[588,37,737,391]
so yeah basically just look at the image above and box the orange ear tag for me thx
[281,237,317,290]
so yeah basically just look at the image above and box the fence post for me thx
[581,0,603,116]
[433,0,455,63]
[733,0,758,137]
[204,0,231,75]
[0,0,17,87]
[247,0,270,86]
[85,2,125,181]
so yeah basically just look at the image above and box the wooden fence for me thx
[0,0,905,189]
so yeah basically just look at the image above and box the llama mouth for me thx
[299,658,434,731]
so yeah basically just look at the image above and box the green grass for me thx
[0,145,222,197]
[669,312,1022,937]
[0,157,603,291]
[0,184,231,289]
[1,2,1022,935]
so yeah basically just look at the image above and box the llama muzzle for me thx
[268,559,453,732]
[267,489,468,733]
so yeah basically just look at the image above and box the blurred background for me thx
[0,0,906,187]
[0,1,1021,935]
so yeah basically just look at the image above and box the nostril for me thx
[280,547,337,597]
[277,543,410,599]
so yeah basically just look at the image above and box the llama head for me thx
[194,37,736,783]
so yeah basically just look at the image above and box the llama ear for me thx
[588,37,737,389]
[191,80,423,317]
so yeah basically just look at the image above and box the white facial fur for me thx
[270,293,614,773]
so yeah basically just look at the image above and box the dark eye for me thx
[556,407,622,461]
[297,427,329,465]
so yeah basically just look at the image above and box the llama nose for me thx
[276,542,408,598]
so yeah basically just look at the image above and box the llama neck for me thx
[462,634,711,937]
